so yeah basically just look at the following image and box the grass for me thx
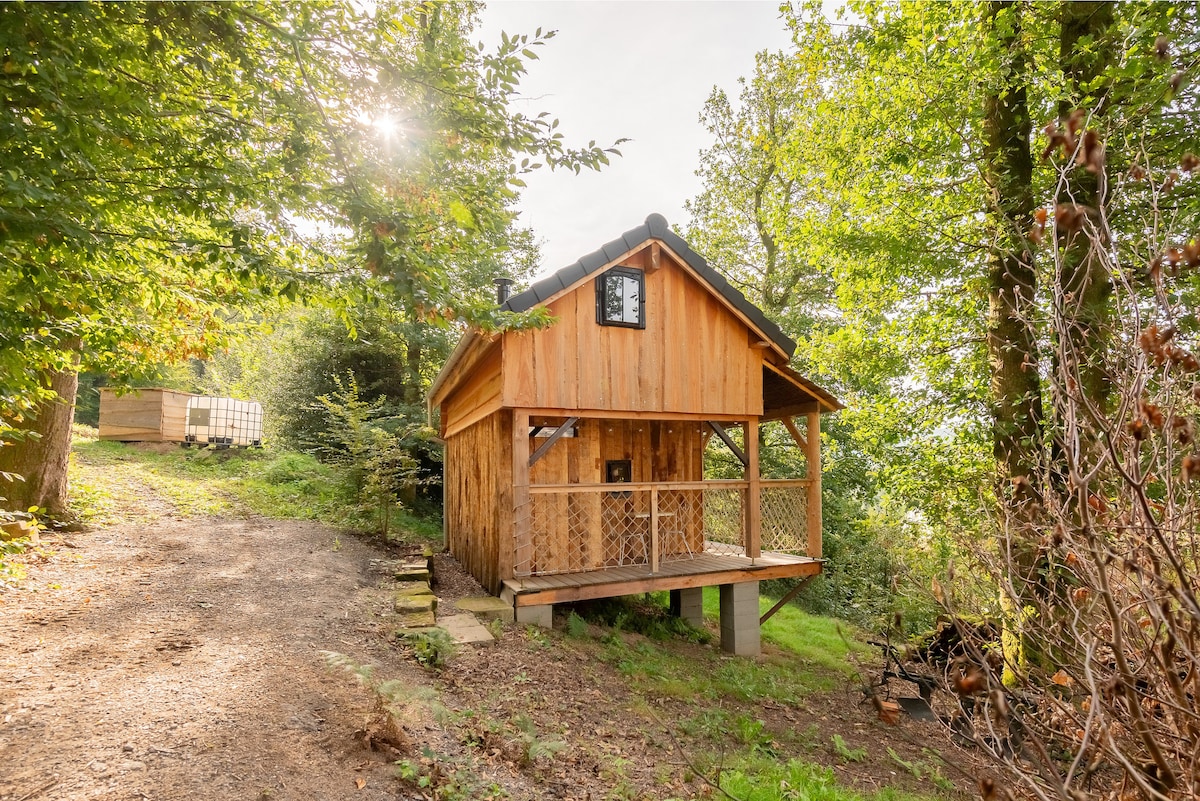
[68,428,442,542]
[718,757,931,801]
[562,593,956,801]
[581,592,865,704]
[701,586,874,681]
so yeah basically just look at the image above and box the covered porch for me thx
[505,387,830,654]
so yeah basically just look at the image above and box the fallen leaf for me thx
[355,778,366,790]
[1051,670,1072,686]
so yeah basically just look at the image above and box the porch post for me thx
[745,417,761,559]
[805,410,822,559]
[512,409,531,575]
[649,486,660,574]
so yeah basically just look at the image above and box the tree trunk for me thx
[0,366,79,517]
[982,1,1043,517]
[982,2,1046,676]
[400,338,422,506]
[1056,1,1114,415]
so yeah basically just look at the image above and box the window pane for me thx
[604,275,625,321]
[598,269,643,327]
[621,276,639,322]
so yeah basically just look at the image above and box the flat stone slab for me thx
[394,610,437,630]
[438,613,495,646]
[454,595,514,623]
[394,566,431,583]
[394,580,432,597]
[394,594,437,614]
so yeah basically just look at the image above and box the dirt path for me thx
[1,492,420,801]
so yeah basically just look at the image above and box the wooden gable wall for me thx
[500,246,764,417]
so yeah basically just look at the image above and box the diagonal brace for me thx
[707,421,748,467]
[760,576,815,625]
[528,417,579,468]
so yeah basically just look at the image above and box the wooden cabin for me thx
[98,388,198,442]
[428,214,841,654]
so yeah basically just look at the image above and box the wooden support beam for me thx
[806,411,822,559]
[645,242,663,273]
[759,576,815,625]
[528,416,578,468]
[745,417,761,560]
[707,421,748,467]
[781,416,808,451]
[503,559,823,607]
[512,409,531,575]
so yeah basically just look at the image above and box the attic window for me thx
[595,267,645,329]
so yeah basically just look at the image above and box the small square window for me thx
[596,267,645,329]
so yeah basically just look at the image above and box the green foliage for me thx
[831,735,867,763]
[564,611,589,638]
[69,432,442,538]
[510,714,566,768]
[886,748,953,792]
[718,757,930,801]
[566,595,711,644]
[311,373,428,540]
[402,628,457,671]
[2,1,621,512]
[0,535,30,587]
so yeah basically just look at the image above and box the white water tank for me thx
[185,396,263,447]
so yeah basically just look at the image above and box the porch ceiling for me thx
[762,363,843,419]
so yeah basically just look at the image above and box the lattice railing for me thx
[514,480,813,577]
[760,482,809,554]
[700,485,747,557]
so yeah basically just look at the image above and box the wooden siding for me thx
[444,410,512,595]
[441,344,502,438]
[524,418,706,573]
[98,388,196,442]
[500,248,763,416]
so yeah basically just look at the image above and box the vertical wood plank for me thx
[745,417,761,559]
[512,409,531,576]
[806,411,822,559]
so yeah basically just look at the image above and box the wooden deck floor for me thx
[501,551,822,607]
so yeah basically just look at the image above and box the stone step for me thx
[438,613,495,646]
[394,580,432,597]
[454,595,514,623]
[393,610,437,630]
[393,564,431,583]
[394,593,437,614]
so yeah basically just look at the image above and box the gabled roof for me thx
[428,214,843,416]
[500,213,797,359]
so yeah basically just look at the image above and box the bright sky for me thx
[477,1,795,277]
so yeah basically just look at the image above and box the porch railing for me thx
[514,479,813,578]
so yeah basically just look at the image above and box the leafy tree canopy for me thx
[0,1,621,437]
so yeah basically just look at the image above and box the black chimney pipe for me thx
[494,277,514,306]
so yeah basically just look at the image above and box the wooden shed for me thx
[98,388,198,442]
[428,215,841,654]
